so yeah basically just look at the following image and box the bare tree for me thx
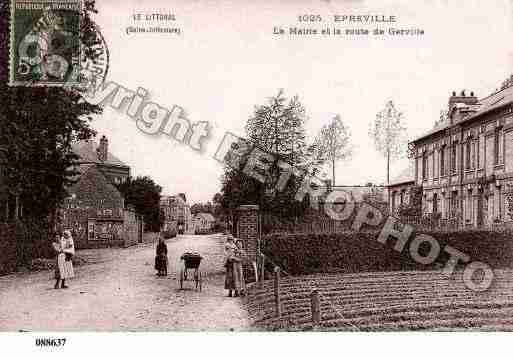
[369,100,407,184]
[315,114,352,186]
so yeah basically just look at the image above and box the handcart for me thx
[179,252,203,291]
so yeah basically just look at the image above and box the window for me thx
[466,140,472,169]
[477,137,480,168]
[433,193,438,213]
[440,146,445,176]
[433,152,436,178]
[494,129,503,165]
[466,190,473,222]
[472,141,476,169]
[451,143,457,174]
[498,188,502,219]
[422,152,428,180]
[450,191,458,217]
[494,130,499,165]
[415,157,419,182]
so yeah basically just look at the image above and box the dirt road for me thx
[0,234,250,331]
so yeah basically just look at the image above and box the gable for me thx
[67,165,124,208]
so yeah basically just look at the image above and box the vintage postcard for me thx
[1,0,513,356]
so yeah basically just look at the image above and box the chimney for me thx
[448,89,478,109]
[448,90,478,124]
[97,135,108,162]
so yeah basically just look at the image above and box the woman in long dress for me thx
[233,239,246,297]
[52,230,75,289]
[155,236,168,276]
[224,234,237,297]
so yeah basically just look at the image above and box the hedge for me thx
[262,230,513,275]
[0,219,52,275]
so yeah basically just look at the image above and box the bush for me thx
[262,230,513,275]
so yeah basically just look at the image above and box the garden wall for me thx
[262,230,513,275]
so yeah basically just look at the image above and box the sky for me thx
[87,0,513,203]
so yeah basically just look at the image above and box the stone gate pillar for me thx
[236,205,259,281]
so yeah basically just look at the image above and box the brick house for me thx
[410,80,513,228]
[60,136,143,248]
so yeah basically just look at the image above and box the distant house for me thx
[160,194,193,234]
[59,136,143,248]
[193,212,215,234]
[386,165,415,214]
[314,180,387,205]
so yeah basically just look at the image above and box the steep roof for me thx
[66,164,123,204]
[413,85,513,143]
[72,140,128,168]
[388,165,415,187]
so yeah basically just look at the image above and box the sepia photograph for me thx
[1,0,513,356]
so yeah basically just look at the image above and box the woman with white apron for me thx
[52,230,75,289]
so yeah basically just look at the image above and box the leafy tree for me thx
[0,1,102,226]
[246,89,308,164]
[314,114,352,186]
[220,91,317,220]
[369,100,407,184]
[116,176,163,232]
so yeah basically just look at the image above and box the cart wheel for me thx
[179,268,184,289]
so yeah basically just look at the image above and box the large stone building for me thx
[409,81,513,227]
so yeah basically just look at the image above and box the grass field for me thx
[243,269,513,331]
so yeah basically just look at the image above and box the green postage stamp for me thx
[9,0,82,86]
